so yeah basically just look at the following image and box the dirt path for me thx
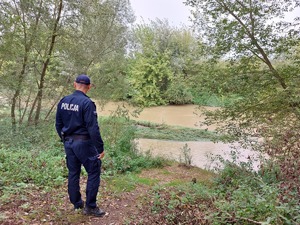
[0,164,213,225]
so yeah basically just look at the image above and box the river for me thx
[98,102,260,170]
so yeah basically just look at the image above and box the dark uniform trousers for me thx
[64,138,101,209]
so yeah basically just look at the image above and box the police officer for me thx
[55,74,105,217]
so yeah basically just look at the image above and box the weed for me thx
[179,143,192,167]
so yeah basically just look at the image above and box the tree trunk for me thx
[19,89,33,124]
[34,0,63,125]
[10,1,42,130]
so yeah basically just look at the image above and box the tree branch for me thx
[216,0,287,89]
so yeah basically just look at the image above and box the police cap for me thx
[75,74,90,85]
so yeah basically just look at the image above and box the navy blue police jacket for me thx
[55,90,104,154]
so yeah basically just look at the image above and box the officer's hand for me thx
[98,151,105,159]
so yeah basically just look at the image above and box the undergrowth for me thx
[0,115,166,202]
[118,140,300,225]
[131,157,300,225]
[1,115,299,225]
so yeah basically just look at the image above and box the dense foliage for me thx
[0,0,134,128]
[127,20,201,106]
[185,0,300,197]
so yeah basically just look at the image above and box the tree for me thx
[0,0,63,129]
[0,0,134,130]
[127,20,202,106]
[185,0,300,101]
[184,0,300,136]
[64,0,135,102]
[185,0,300,190]
[128,50,173,106]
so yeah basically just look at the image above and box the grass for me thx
[105,173,158,193]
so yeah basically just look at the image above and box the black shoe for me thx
[83,206,105,217]
[74,201,84,211]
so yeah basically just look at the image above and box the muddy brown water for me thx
[97,101,218,130]
[98,102,260,170]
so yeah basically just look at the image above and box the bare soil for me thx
[0,164,213,225]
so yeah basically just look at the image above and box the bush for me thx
[164,82,193,105]
[191,91,241,107]
[98,116,166,175]
[210,162,300,225]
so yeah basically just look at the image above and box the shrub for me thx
[99,116,166,175]
[164,82,193,105]
[210,162,300,225]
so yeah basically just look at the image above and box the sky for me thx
[129,0,192,26]
[129,0,300,26]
